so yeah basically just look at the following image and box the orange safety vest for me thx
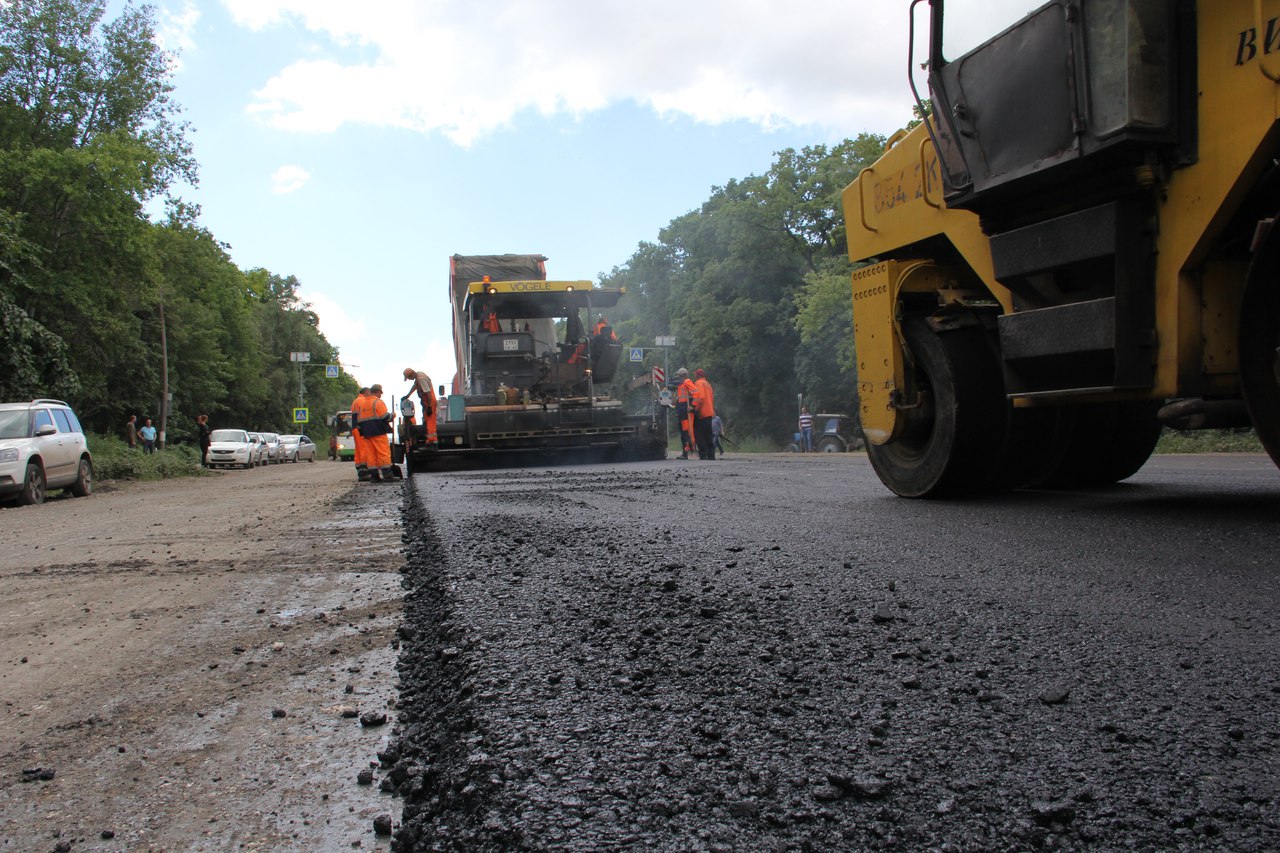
[349,395,365,433]
[693,378,715,418]
[353,394,390,435]
[349,394,368,465]
[482,309,500,333]
[677,378,697,410]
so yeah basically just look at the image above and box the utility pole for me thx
[290,351,311,408]
[158,292,169,450]
[654,335,676,447]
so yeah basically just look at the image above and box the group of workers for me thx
[348,384,396,481]
[674,367,718,460]
[349,320,718,477]
[348,368,440,482]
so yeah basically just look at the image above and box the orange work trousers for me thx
[362,434,391,467]
[422,392,438,443]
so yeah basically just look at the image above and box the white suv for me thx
[0,399,94,505]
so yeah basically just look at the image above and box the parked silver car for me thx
[0,399,93,505]
[277,434,317,463]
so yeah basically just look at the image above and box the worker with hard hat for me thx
[352,383,395,481]
[349,387,370,478]
[675,367,698,460]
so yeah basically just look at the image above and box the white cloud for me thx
[306,291,366,355]
[302,293,460,393]
[223,0,1035,145]
[156,1,200,71]
[363,339,458,403]
[271,164,312,194]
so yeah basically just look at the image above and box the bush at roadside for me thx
[87,435,206,481]
[1156,427,1264,454]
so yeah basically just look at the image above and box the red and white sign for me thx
[652,366,665,385]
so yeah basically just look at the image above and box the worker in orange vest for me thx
[403,368,438,445]
[352,384,395,481]
[693,368,716,460]
[480,304,501,333]
[594,317,619,341]
[349,388,369,477]
[675,367,698,460]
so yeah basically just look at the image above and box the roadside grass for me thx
[88,435,207,481]
[1155,428,1264,454]
[667,434,801,453]
[721,435,786,453]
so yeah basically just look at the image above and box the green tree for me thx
[605,134,886,441]
[0,0,354,449]
[0,0,192,178]
[0,0,194,427]
[793,259,857,418]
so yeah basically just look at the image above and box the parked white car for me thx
[207,429,258,469]
[0,399,93,505]
[261,432,283,463]
[277,434,317,463]
[246,432,270,467]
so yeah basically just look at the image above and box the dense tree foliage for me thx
[1,0,898,450]
[604,134,885,442]
[0,0,356,443]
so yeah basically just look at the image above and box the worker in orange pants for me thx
[403,368,438,445]
[353,384,394,480]
[349,388,370,478]
[674,367,698,459]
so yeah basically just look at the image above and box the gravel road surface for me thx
[0,461,404,852]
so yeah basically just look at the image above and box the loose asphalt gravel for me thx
[377,454,1280,852]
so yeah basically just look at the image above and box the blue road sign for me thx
[325,364,339,378]
[629,348,644,362]
[293,408,309,424]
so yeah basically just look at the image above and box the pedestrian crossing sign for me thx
[629,348,643,362]
[325,364,339,378]
[293,408,309,424]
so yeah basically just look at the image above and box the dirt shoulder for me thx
[0,460,405,852]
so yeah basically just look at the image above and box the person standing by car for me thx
[125,415,138,449]
[799,407,814,453]
[693,368,716,460]
[139,418,157,454]
[197,414,211,467]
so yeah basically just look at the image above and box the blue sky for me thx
[147,0,1032,395]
